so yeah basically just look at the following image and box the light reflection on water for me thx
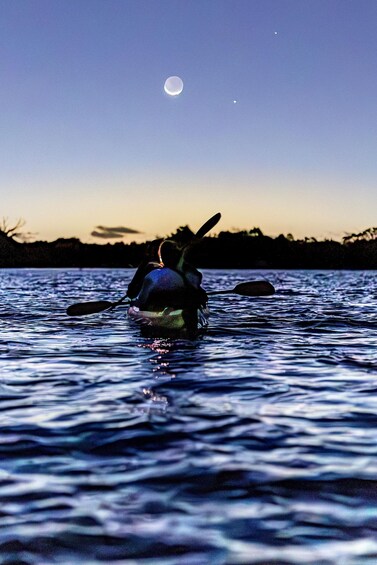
[1,268,377,564]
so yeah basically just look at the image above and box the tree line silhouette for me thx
[1,218,377,269]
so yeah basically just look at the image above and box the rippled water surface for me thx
[1,268,377,564]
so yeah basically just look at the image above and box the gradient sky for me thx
[1,0,377,242]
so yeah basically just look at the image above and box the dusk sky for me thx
[2,0,377,243]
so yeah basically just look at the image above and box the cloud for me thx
[96,225,141,234]
[91,225,142,239]
[91,230,124,239]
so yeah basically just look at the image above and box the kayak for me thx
[128,304,209,337]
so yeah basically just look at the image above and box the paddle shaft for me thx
[67,279,274,316]
[207,289,234,295]
[66,298,130,317]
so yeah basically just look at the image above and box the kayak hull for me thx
[128,305,209,337]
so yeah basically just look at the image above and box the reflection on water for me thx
[1,268,377,564]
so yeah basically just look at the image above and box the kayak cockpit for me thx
[128,304,209,338]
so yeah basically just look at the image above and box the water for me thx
[1,269,377,565]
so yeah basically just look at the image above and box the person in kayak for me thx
[131,239,207,312]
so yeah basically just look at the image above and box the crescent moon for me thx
[164,76,184,96]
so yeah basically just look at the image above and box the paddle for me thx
[67,279,275,317]
[192,212,221,240]
[175,212,221,272]
[207,280,275,297]
[178,212,221,260]
[66,299,130,317]
[66,213,222,317]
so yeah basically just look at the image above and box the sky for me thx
[1,0,377,243]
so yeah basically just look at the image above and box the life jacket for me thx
[133,266,206,311]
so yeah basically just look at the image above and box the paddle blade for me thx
[67,300,114,317]
[234,281,275,296]
[195,212,221,239]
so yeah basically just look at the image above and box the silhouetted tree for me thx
[249,227,264,237]
[343,227,377,244]
[169,225,195,245]
[0,217,26,241]
[3,221,377,269]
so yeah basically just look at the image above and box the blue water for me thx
[1,269,377,564]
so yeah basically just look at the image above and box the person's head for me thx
[158,240,181,267]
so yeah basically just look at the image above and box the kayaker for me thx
[131,239,207,311]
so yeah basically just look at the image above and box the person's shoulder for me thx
[144,265,161,279]
[156,266,180,277]
[148,266,183,282]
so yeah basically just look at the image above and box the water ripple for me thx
[1,269,377,563]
